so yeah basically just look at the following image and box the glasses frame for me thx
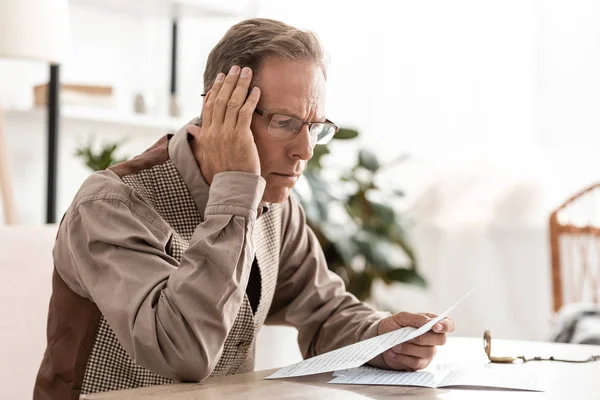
[253,107,339,144]
[199,92,340,144]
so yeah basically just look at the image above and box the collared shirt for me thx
[33,123,389,399]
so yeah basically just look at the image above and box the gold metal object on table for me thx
[483,329,600,364]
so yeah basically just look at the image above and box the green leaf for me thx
[389,222,416,261]
[358,149,380,172]
[321,241,343,268]
[345,199,363,222]
[346,270,375,301]
[392,188,405,197]
[74,137,129,171]
[290,128,425,300]
[384,268,427,287]
[302,201,324,223]
[307,145,330,171]
[334,127,359,140]
[354,232,400,271]
[302,171,332,221]
[369,200,395,224]
[332,235,360,265]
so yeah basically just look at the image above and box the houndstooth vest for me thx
[79,159,281,394]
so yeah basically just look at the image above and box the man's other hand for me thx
[377,312,455,371]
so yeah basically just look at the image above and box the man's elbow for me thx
[165,361,214,383]
[131,336,218,383]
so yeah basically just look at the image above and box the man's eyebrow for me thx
[270,108,326,122]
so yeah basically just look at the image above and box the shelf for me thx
[70,0,250,19]
[5,107,190,135]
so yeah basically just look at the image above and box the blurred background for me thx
[1,0,599,396]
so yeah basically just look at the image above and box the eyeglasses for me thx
[253,107,339,145]
[199,92,339,145]
[483,329,600,364]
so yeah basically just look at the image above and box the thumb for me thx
[379,312,431,334]
[392,312,431,328]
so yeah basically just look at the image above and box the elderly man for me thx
[34,18,454,399]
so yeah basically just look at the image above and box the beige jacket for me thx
[33,124,389,399]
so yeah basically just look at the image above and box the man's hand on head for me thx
[187,65,261,185]
[377,312,455,371]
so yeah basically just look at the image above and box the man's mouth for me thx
[275,172,299,177]
[273,172,300,181]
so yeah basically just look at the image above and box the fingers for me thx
[422,314,455,333]
[376,311,455,372]
[202,73,225,127]
[383,336,441,371]
[202,65,257,131]
[212,65,242,124]
[407,331,447,346]
[389,312,431,330]
[384,341,438,371]
[237,87,261,130]
[440,317,455,333]
[224,67,254,128]
[391,342,437,359]
[383,351,432,371]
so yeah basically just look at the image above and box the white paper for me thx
[265,288,475,379]
[434,362,492,371]
[329,367,545,392]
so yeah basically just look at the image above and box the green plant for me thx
[293,128,425,301]
[75,137,128,171]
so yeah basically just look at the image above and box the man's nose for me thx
[288,124,314,161]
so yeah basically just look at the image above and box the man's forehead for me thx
[265,95,323,117]
[256,86,326,121]
[254,57,326,118]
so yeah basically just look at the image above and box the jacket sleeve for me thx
[54,172,264,382]
[265,195,390,363]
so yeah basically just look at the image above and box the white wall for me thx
[258,0,538,156]
[537,0,600,148]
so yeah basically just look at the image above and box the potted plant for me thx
[293,128,425,301]
[74,137,128,171]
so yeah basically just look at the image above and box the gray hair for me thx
[203,18,327,93]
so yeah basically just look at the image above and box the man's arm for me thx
[265,196,455,371]
[265,195,390,360]
[57,171,264,382]
[58,64,263,383]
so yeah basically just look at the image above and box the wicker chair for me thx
[549,183,600,313]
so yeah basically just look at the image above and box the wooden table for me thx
[83,337,600,399]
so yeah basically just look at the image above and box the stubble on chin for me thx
[262,186,292,204]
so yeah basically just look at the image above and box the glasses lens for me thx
[269,114,302,138]
[311,123,337,145]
